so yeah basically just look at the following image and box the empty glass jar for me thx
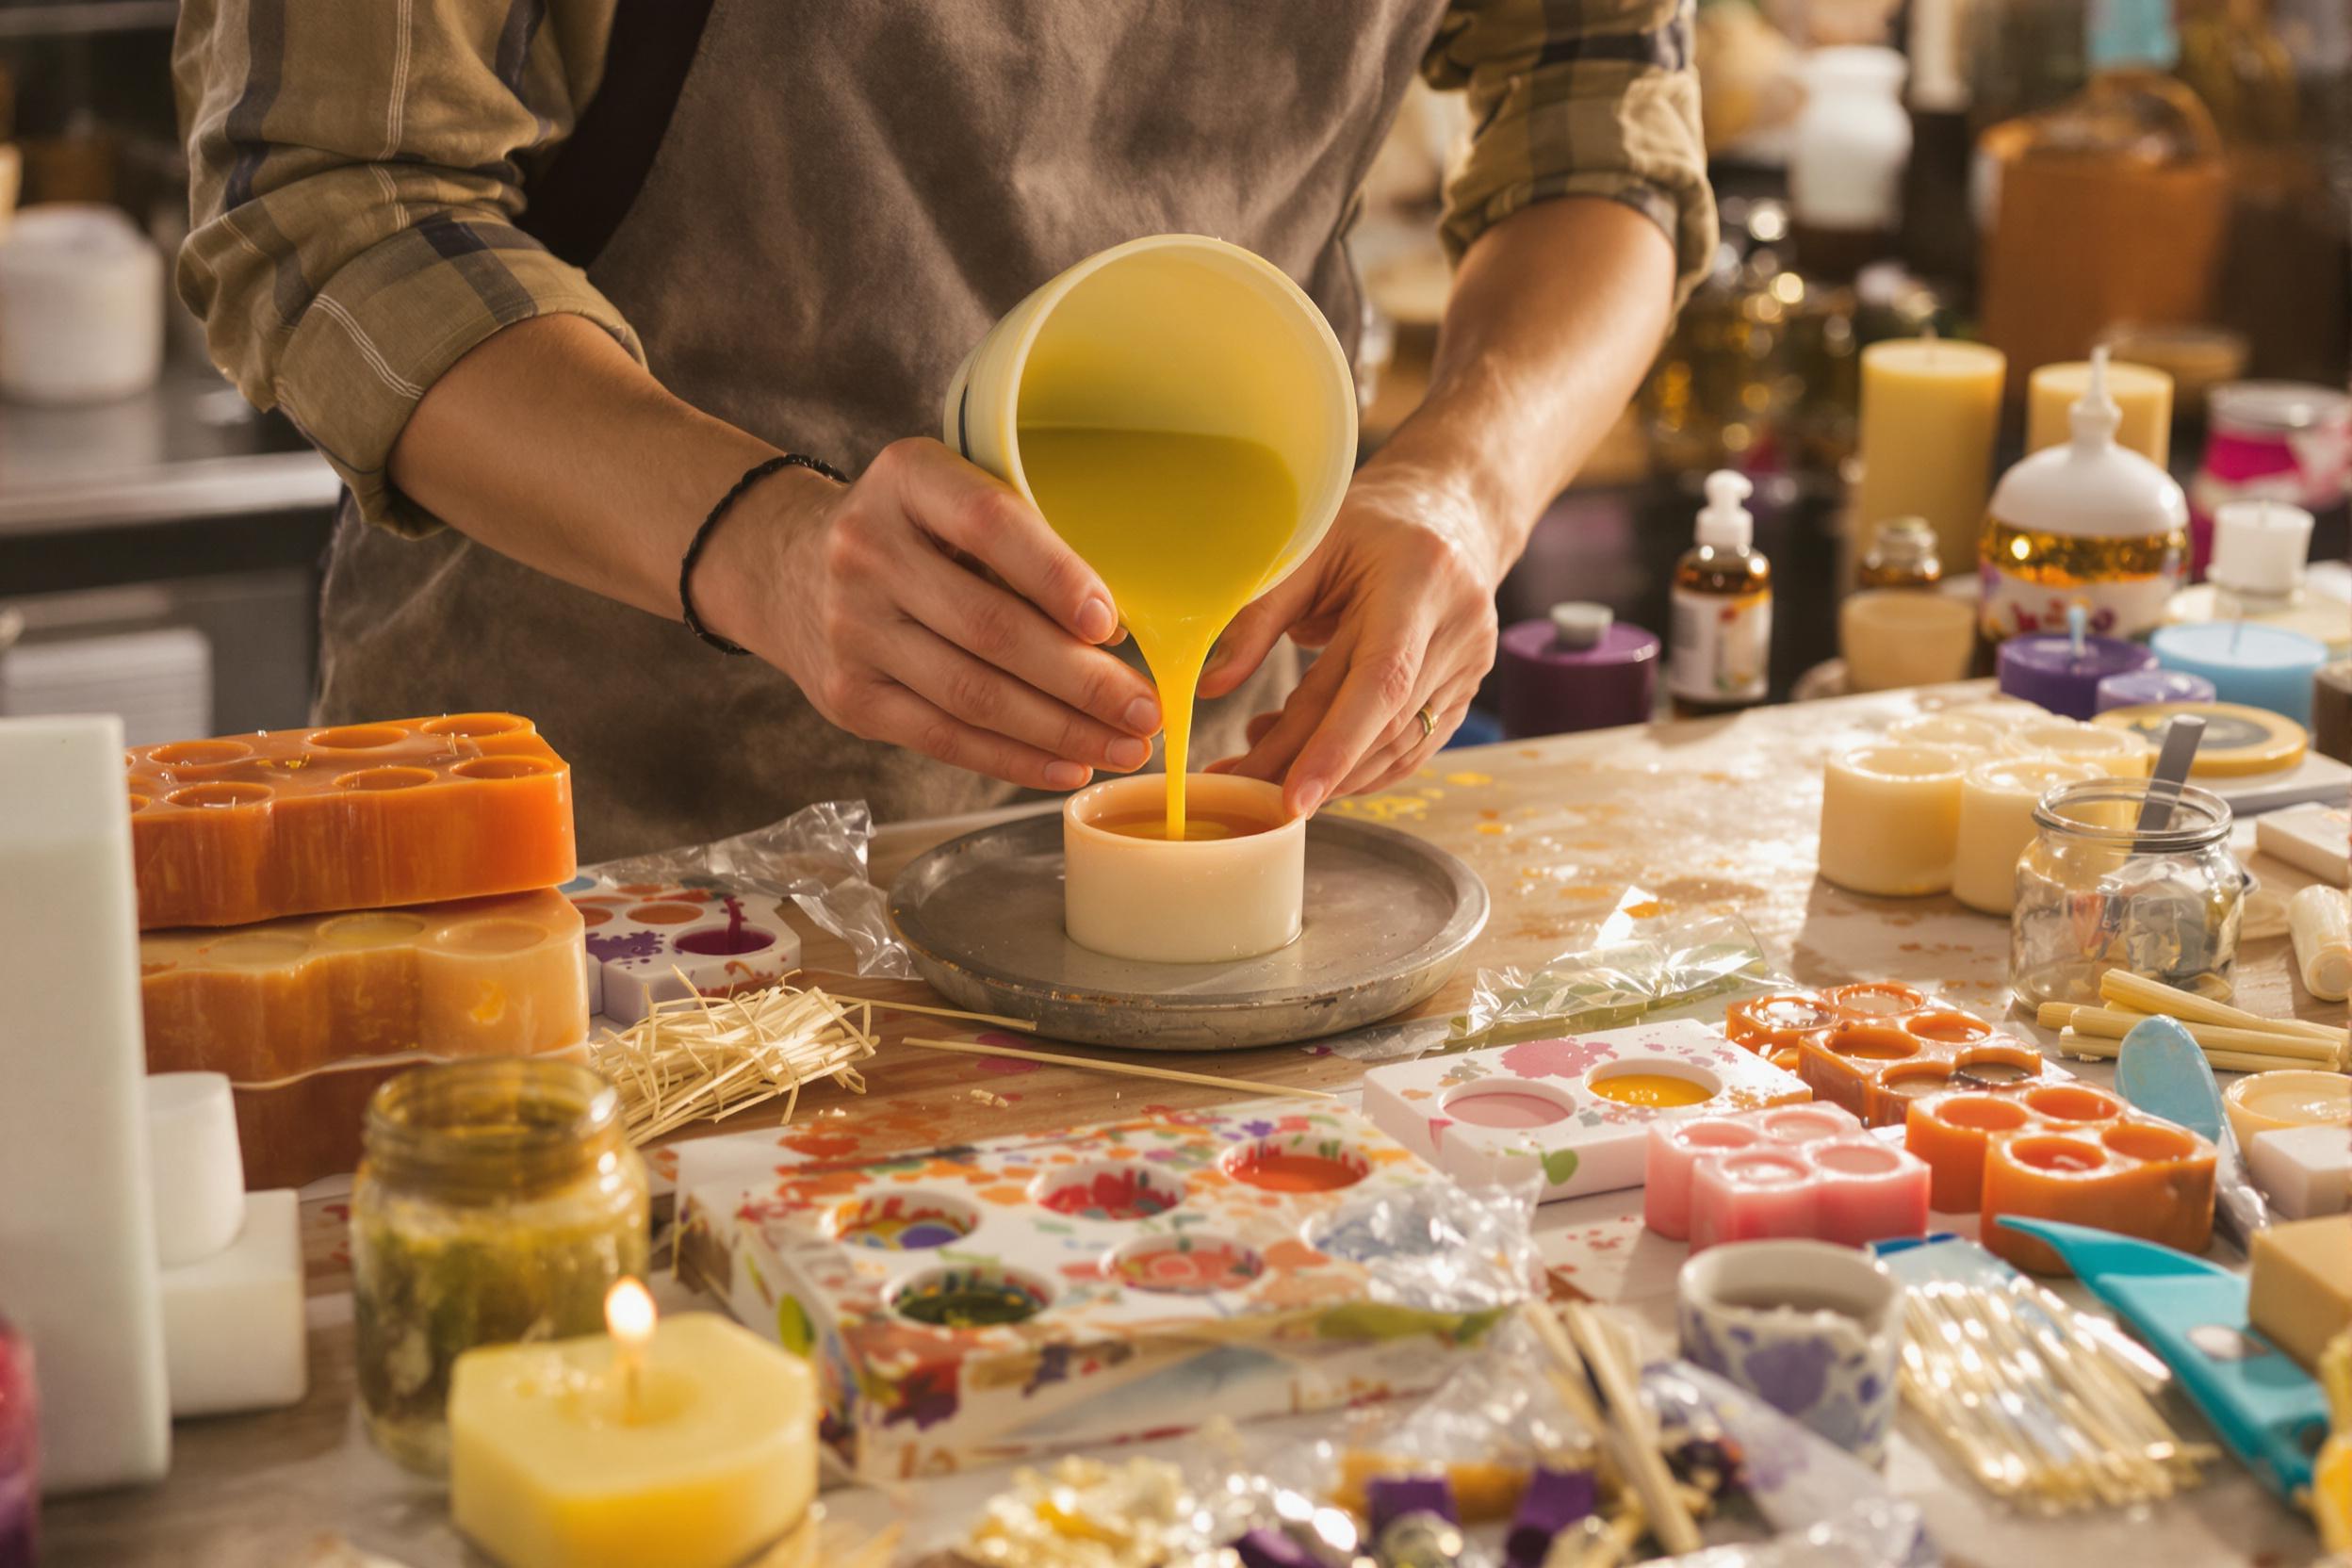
[2010,777,2246,1007]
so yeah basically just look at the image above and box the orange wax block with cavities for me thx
[140,890,589,1188]
[126,714,576,928]
[1792,999,2048,1127]
[1726,993,1843,1072]
[1906,1082,2217,1274]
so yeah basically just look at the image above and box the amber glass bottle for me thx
[1668,471,1774,716]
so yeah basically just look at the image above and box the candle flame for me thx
[605,1277,656,1348]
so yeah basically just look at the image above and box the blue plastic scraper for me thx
[2113,1014,2224,1141]
[1997,1217,2328,1502]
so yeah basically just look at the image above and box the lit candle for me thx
[1952,756,2099,916]
[2026,359,2173,467]
[449,1281,818,1568]
[1854,336,2007,570]
[1818,743,1969,896]
[0,1316,32,1568]
[2149,622,2330,727]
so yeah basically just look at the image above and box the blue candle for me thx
[2148,622,2328,726]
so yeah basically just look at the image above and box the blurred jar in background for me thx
[1857,517,1944,589]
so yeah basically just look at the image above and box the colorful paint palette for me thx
[126,713,576,929]
[565,876,802,1021]
[139,890,590,1187]
[676,1102,1520,1480]
[1359,1020,1813,1201]
[1643,1102,1931,1251]
[1904,1082,2218,1274]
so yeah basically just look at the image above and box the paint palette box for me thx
[676,1101,1527,1480]
[564,876,802,1021]
[126,713,575,929]
[1360,1019,1813,1201]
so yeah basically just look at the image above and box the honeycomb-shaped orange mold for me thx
[125,714,575,928]
[1904,1082,2217,1274]
[140,890,589,1186]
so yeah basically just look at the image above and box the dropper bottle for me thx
[1668,471,1774,715]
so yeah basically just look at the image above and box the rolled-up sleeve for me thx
[173,0,636,536]
[1424,0,1717,305]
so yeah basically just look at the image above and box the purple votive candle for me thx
[1505,1467,1600,1568]
[1997,629,2157,719]
[0,1316,36,1568]
[1498,603,1659,739]
[1365,1474,1458,1535]
[2095,667,2216,713]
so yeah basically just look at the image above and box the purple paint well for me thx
[675,924,776,956]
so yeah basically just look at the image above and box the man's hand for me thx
[1200,460,1500,815]
[699,437,1161,792]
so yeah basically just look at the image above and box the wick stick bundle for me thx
[1898,1278,2213,1513]
[2045,971,2348,1074]
[902,1037,1338,1100]
[594,980,881,1143]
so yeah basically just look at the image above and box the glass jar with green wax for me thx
[351,1058,648,1475]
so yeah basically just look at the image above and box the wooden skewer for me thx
[1559,1302,1705,1557]
[858,998,1037,1031]
[2098,971,2346,1046]
[2058,1029,2332,1076]
[2038,1004,2344,1065]
[899,1037,1338,1099]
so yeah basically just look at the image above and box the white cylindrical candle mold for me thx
[144,1072,247,1268]
[1062,775,1305,964]
[1952,756,2100,916]
[1818,743,1969,896]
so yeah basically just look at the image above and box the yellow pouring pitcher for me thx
[942,235,1358,839]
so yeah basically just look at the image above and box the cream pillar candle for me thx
[1840,591,1979,692]
[1819,743,1971,896]
[2001,719,2152,776]
[1952,756,2099,915]
[1854,338,2008,569]
[1886,712,2005,753]
[2026,359,2173,467]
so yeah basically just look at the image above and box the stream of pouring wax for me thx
[1019,427,1300,840]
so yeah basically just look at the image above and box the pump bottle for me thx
[1668,471,1774,714]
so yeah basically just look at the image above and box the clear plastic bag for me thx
[1448,914,1788,1051]
[589,799,915,978]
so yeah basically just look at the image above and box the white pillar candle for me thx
[143,1072,245,1268]
[1062,774,1305,963]
[0,716,170,1490]
[2001,719,2152,777]
[1952,757,2099,915]
[1819,743,1971,896]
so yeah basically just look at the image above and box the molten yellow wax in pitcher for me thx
[1020,427,1299,841]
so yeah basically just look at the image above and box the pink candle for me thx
[1687,1134,1933,1252]
[1644,1103,1866,1240]
[0,1315,35,1568]
[1692,1151,1821,1250]
[1807,1141,1932,1248]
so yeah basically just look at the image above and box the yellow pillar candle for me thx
[1854,338,2008,571]
[449,1282,817,1568]
[2000,718,2152,777]
[1952,756,2099,916]
[2026,359,2173,467]
[1819,743,1970,896]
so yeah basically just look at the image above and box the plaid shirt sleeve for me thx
[174,0,634,536]
[1424,0,1717,304]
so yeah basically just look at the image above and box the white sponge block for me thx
[144,1072,246,1267]
[2248,1123,2352,1220]
[160,1189,306,1417]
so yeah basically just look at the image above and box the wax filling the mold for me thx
[1832,985,1922,1016]
[1020,427,1298,840]
[1037,1167,1182,1220]
[1226,1147,1367,1192]
[676,925,776,956]
[1955,1059,2033,1085]
[1445,1090,1572,1128]
[1589,1072,1714,1108]
[1090,807,1284,841]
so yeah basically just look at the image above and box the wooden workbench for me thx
[42,683,2342,1567]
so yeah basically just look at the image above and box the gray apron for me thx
[317,0,1449,859]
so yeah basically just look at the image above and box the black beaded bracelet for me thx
[679,451,849,655]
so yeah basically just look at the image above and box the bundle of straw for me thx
[592,980,880,1144]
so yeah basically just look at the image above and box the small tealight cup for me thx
[1063,775,1305,964]
[1840,590,1979,692]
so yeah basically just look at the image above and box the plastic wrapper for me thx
[1448,914,1788,1051]
[590,798,915,978]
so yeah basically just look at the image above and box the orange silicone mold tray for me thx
[125,714,576,929]
[140,890,589,1187]
[1904,1082,2217,1274]
[1786,998,2049,1127]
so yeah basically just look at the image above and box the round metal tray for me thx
[888,811,1488,1050]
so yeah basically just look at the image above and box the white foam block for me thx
[2256,802,2349,886]
[0,715,171,1490]
[144,1072,246,1267]
[160,1189,306,1417]
[2248,1123,2352,1220]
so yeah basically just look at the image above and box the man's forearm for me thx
[386,313,819,626]
[1372,195,1679,580]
